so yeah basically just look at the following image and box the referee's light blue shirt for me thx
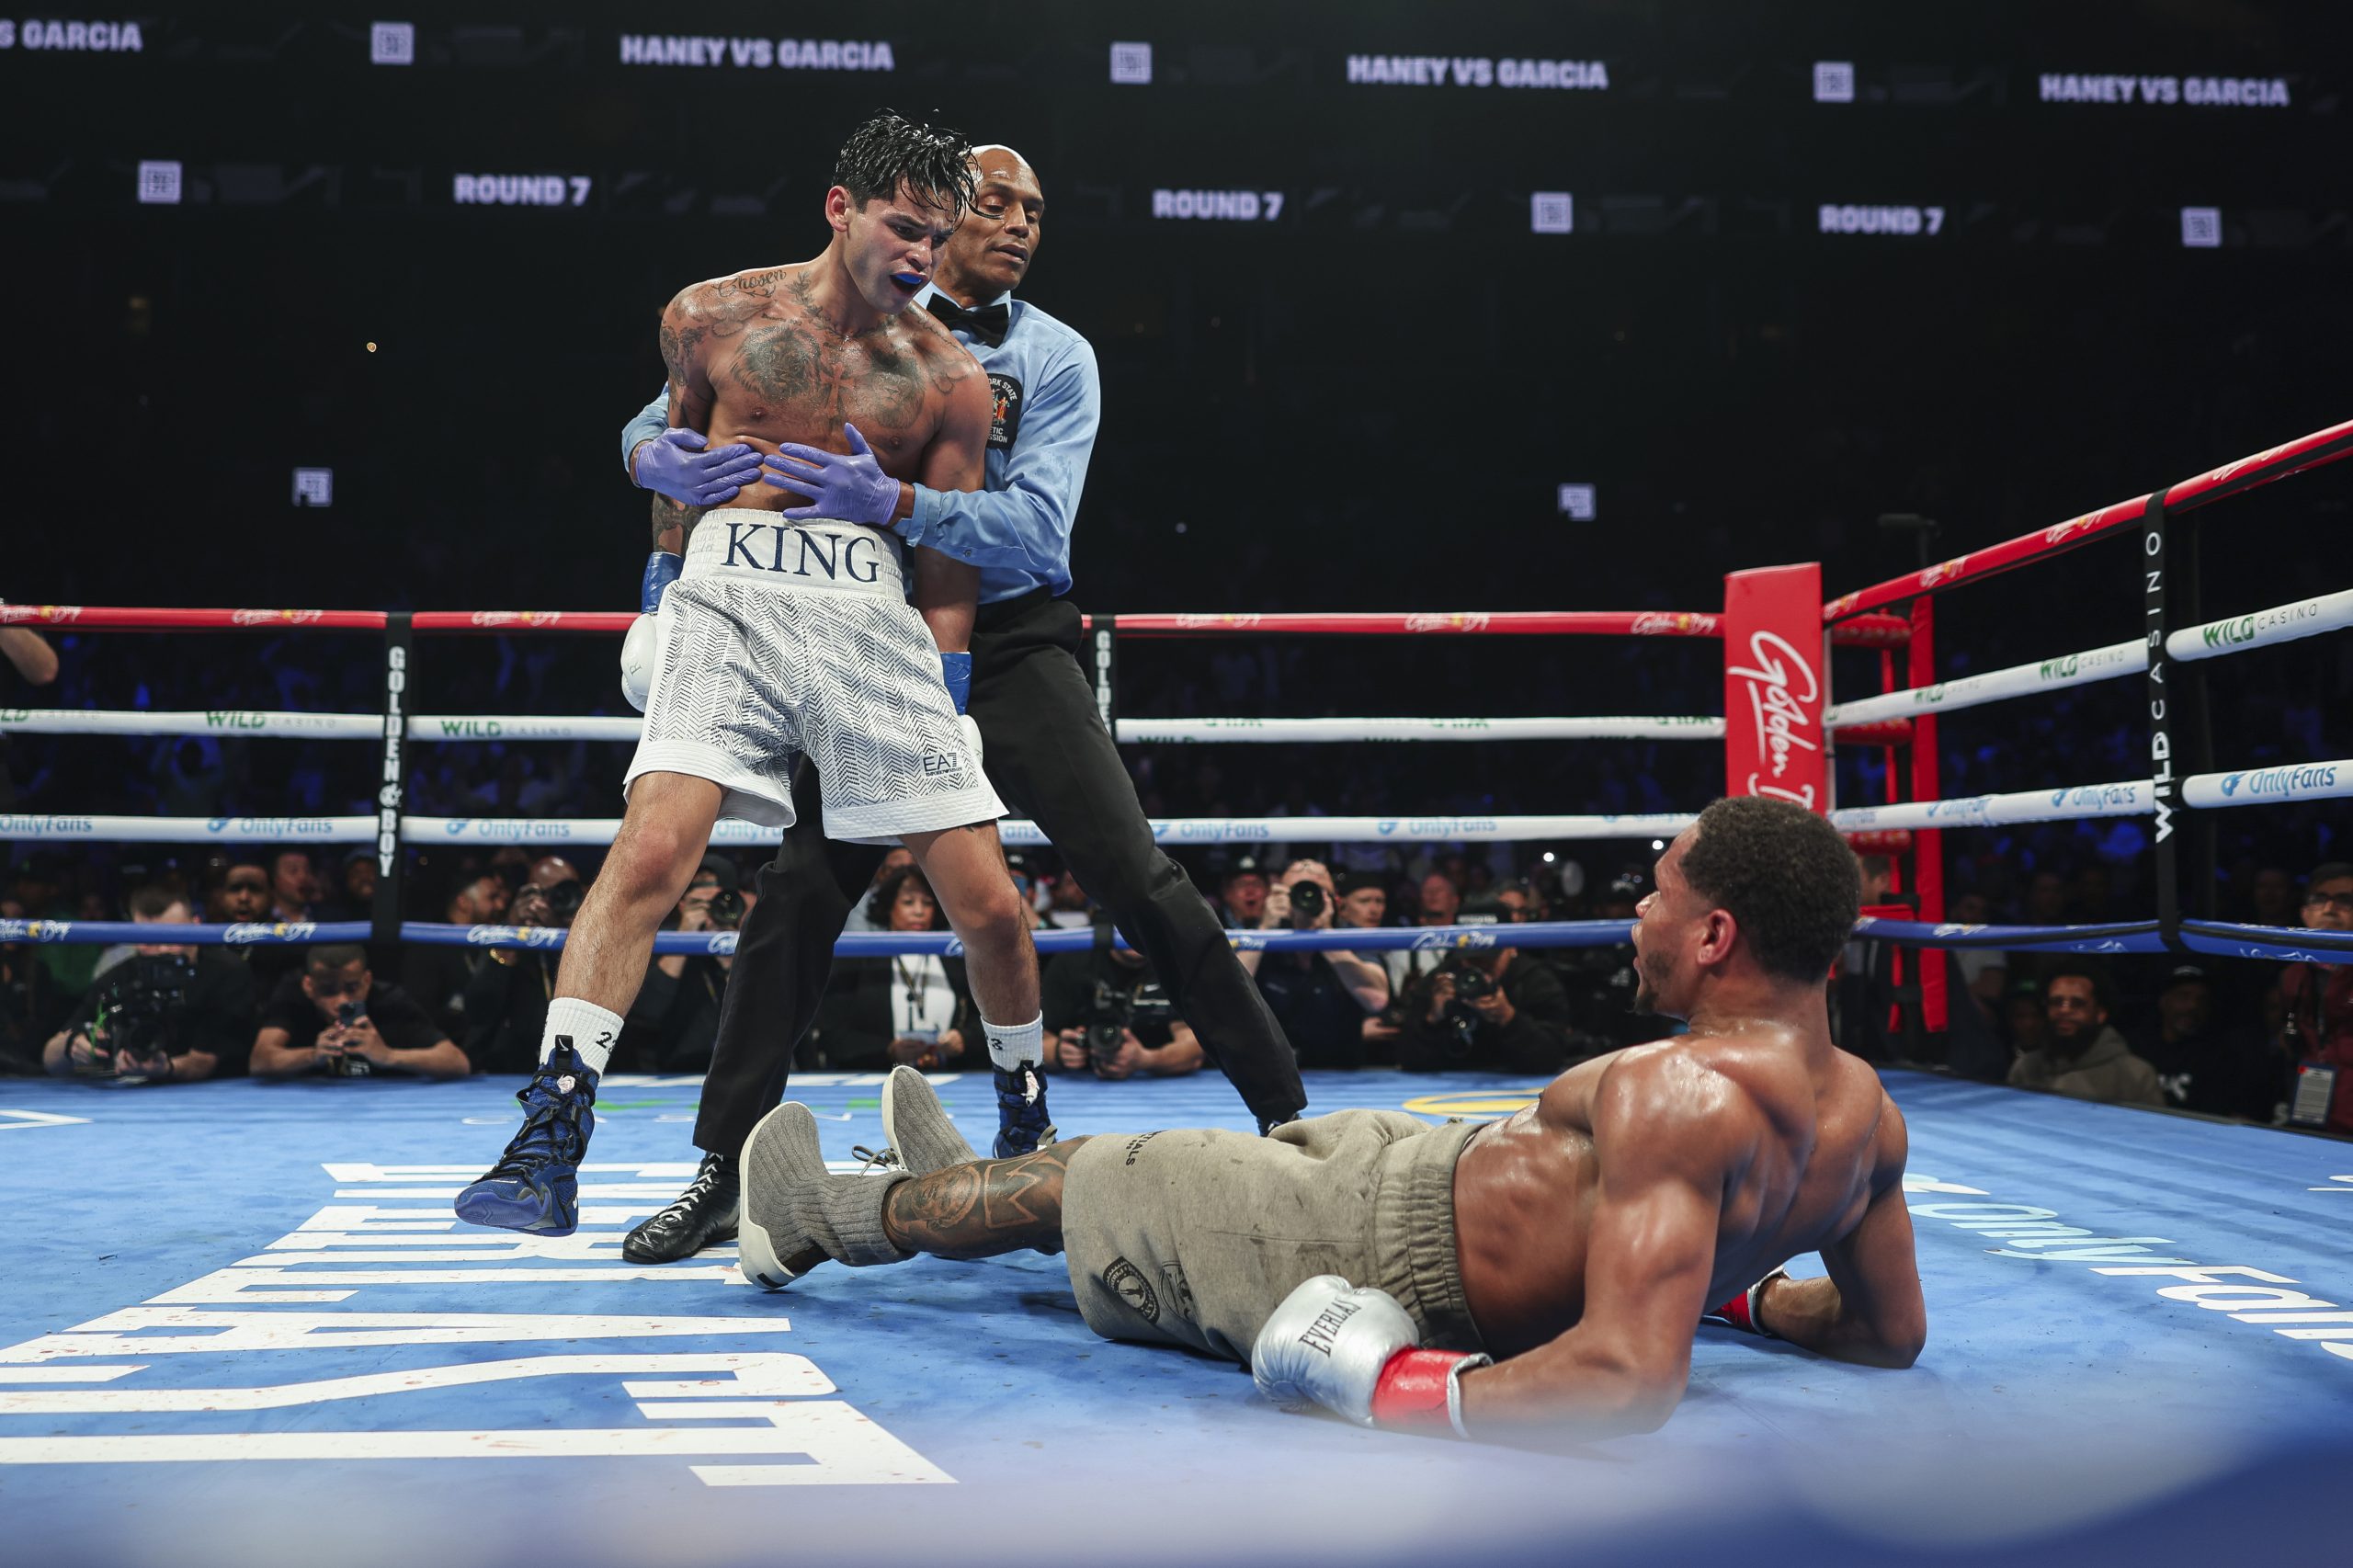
[620,287,1101,604]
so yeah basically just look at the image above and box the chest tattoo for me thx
[710,273,930,438]
[727,325,927,436]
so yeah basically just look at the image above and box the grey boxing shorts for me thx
[1060,1109,1487,1363]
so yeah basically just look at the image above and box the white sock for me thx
[982,1014,1044,1073]
[543,997,624,1075]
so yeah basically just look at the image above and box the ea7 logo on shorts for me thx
[921,752,964,780]
[985,373,1024,451]
[1103,1256,1160,1323]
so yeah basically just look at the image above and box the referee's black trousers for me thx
[692,590,1309,1156]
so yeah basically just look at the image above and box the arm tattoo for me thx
[650,493,702,551]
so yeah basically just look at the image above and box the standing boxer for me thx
[454,113,1040,1237]
[620,142,1307,1264]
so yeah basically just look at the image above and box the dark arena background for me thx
[3,6,2350,1567]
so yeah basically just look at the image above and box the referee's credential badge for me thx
[986,372,1025,451]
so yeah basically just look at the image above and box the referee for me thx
[618,144,1307,1263]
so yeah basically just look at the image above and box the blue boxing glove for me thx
[939,653,984,767]
[620,551,682,712]
[641,551,682,614]
[761,423,904,527]
[1251,1275,1490,1437]
[633,428,763,507]
[939,652,972,714]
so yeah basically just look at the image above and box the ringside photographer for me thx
[1239,858,1390,1069]
[42,885,255,1084]
[1041,929,1205,1081]
[461,873,587,1074]
[1393,896,1598,1074]
[252,945,469,1081]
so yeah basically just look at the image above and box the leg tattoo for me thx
[882,1139,1086,1259]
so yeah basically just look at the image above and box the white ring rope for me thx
[1830,778,2153,833]
[0,711,644,741]
[0,710,383,739]
[0,710,1720,745]
[1,775,2338,845]
[1815,756,2350,834]
[1824,640,2145,728]
[2182,758,2353,810]
[0,812,1705,846]
[1823,586,2353,729]
[2166,586,2353,664]
[1115,717,1723,743]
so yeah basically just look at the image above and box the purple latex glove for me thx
[633,428,763,506]
[760,424,904,526]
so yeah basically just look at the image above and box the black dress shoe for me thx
[622,1151,741,1263]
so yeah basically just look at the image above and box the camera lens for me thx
[544,880,586,926]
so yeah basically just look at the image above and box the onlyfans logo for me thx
[2219,765,2339,801]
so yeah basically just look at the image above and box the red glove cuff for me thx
[1710,1267,1788,1337]
[1370,1349,1487,1436]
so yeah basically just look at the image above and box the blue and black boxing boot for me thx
[454,1040,599,1235]
[991,1063,1056,1160]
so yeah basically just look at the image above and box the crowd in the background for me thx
[4,608,2349,1134]
[6,835,2348,1139]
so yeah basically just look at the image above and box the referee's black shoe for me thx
[623,1151,741,1264]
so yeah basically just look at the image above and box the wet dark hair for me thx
[866,864,944,930]
[834,110,976,219]
[1678,797,1860,984]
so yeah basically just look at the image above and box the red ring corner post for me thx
[1721,562,1940,1051]
[1722,564,1827,812]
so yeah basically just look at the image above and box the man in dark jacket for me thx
[1394,943,1596,1074]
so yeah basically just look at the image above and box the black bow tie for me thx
[926,294,1010,347]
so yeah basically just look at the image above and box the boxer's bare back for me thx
[653,255,990,643]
